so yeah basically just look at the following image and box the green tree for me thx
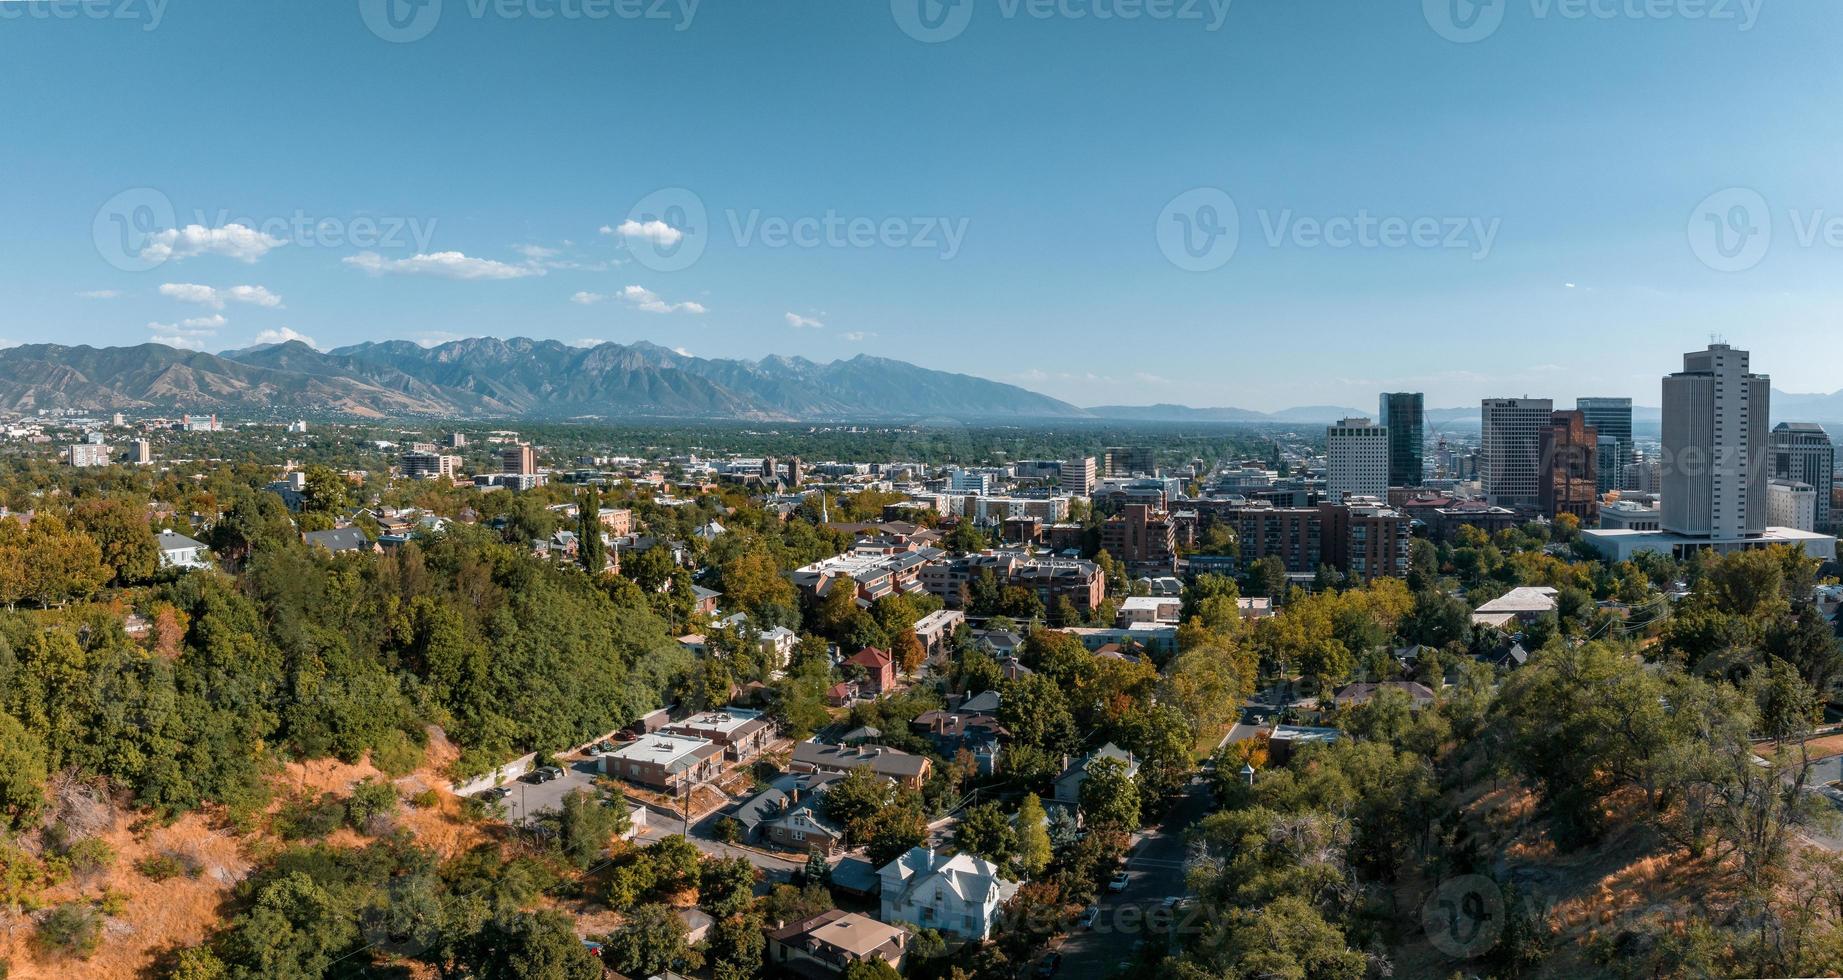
[1078,756,1140,829]
[601,903,700,978]
[557,789,630,869]
[953,801,1016,867]
[698,856,757,917]
[0,712,46,832]
[1015,793,1053,879]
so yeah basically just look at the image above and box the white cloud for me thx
[514,244,559,260]
[147,319,217,349]
[76,289,120,300]
[158,283,282,309]
[0,339,17,349]
[673,347,693,357]
[182,314,227,329]
[570,338,609,348]
[618,285,705,315]
[141,223,284,264]
[254,327,318,348]
[571,291,607,305]
[343,251,544,280]
[414,331,468,348]
[840,331,877,342]
[609,219,683,246]
[785,312,824,329]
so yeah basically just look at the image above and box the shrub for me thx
[60,838,115,879]
[274,793,347,840]
[34,902,102,959]
[136,851,202,881]
[345,780,399,833]
[410,789,441,809]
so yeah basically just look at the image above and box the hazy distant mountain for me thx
[1087,404,1369,425]
[0,338,1084,420]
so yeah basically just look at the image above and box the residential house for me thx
[1052,743,1139,808]
[1331,680,1436,710]
[845,646,897,693]
[691,585,723,617]
[877,847,1019,941]
[1470,586,1559,629]
[303,527,378,555]
[791,741,931,789]
[733,773,846,855]
[155,529,210,569]
[911,700,1007,776]
[765,909,909,977]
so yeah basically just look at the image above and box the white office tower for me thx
[1480,398,1553,510]
[1060,456,1096,497]
[1661,343,1769,538]
[1325,418,1389,504]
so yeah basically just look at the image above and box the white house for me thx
[877,846,1018,941]
[155,529,210,570]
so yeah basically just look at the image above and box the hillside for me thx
[0,338,1086,421]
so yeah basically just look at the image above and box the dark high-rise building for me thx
[1377,392,1424,487]
[1772,422,1835,531]
[1539,410,1599,521]
[1576,397,1633,493]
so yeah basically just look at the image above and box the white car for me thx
[1106,870,1131,893]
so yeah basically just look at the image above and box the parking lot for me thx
[486,757,605,826]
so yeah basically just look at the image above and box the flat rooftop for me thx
[608,732,716,767]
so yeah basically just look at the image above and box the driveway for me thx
[1056,778,1214,980]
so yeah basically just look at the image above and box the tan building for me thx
[766,910,908,977]
[1539,410,1599,521]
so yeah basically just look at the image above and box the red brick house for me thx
[846,646,896,693]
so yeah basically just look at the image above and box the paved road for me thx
[1056,778,1215,980]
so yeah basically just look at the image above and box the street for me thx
[1056,776,1215,980]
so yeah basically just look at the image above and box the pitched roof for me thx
[156,529,206,551]
[847,646,893,669]
[878,846,1018,908]
[792,740,929,779]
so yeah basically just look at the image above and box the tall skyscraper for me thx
[1480,398,1553,511]
[1060,456,1096,497]
[1577,397,1633,494]
[1377,392,1424,487]
[501,443,538,476]
[1539,410,1599,521]
[1325,418,1389,504]
[1771,422,1835,531]
[1661,343,1769,538]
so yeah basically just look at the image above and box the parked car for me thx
[475,786,511,801]
[526,766,563,783]
[1035,953,1062,978]
[1078,906,1100,929]
[592,741,615,754]
[1107,870,1130,893]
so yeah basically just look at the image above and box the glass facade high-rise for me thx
[1772,422,1835,532]
[1577,397,1633,493]
[1377,392,1424,487]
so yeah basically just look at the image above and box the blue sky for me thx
[3,0,1842,410]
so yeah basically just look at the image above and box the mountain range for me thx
[1,338,1841,425]
[0,338,1084,420]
